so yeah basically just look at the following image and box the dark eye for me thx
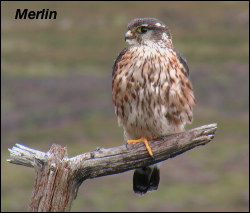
[137,27,148,34]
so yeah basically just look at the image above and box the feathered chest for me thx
[112,45,183,107]
[112,45,195,138]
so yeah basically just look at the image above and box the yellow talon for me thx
[127,137,153,157]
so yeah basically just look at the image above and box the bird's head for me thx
[125,17,173,47]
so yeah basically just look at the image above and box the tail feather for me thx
[133,165,160,194]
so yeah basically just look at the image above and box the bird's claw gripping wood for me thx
[127,137,154,157]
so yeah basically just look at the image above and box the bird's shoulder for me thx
[112,46,132,77]
[173,48,190,77]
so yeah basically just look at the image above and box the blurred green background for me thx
[1,1,249,212]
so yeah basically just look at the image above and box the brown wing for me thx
[112,46,134,122]
[174,48,189,77]
[112,46,131,77]
[165,49,196,125]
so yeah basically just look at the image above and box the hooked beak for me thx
[125,30,134,43]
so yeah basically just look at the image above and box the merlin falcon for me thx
[112,17,196,194]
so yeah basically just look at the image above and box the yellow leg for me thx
[127,137,153,157]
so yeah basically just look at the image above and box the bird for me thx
[112,17,196,194]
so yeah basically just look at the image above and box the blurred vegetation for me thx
[1,1,249,212]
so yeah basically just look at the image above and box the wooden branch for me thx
[7,123,217,212]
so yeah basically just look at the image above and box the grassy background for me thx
[1,1,249,212]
